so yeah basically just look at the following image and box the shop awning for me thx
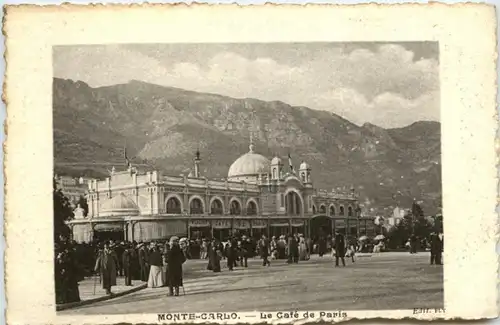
[269,220,290,227]
[291,221,305,227]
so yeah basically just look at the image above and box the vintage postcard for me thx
[3,3,498,324]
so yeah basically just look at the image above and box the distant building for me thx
[55,175,89,208]
[68,142,372,243]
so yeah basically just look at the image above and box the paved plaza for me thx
[61,253,443,314]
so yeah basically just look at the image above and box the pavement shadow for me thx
[78,282,299,310]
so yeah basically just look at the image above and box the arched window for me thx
[230,200,241,215]
[210,199,223,215]
[312,205,316,214]
[320,205,326,214]
[339,206,345,216]
[348,206,353,217]
[166,197,181,214]
[247,201,257,215]
[190,198,204,215]
[272,168,277,179]
[285,192,302,216]
[330,205,336,216]
[301,173,306,182]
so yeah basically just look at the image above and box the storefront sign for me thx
[334,219,346,228]
[270,219,289,227]
[93,222,124,232]
[251,219,268,228]
[233,219,251,229]
[189,219,210,227]
[212,219,231,229]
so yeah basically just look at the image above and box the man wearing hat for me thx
[122,243,134,286]
[137,242,149,282]
[334,230,346,267]
[239,235,250,268]
[94,241,119,295]
[166,236,186,296]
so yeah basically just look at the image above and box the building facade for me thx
[69,143,374,243]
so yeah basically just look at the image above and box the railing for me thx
[208,180,226,189]
[163,175,184,184]
[187,178,206,186]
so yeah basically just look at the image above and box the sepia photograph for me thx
[4,4,498,323]
[52,42,444,314]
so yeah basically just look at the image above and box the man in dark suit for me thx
[430,232,443,265]
[334,230,346,267]
[259,235,271,266]
[287,235,299,264]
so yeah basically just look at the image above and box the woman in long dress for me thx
[209,239,222,272]
[298,236,307,260]
[147,243,164,288]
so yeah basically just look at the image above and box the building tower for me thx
[270,155,283,180]
[299,161,311,184]
[194,149,201,178]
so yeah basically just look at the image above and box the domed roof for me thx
[271,156,282,165]
[299,161,311,170]
[99,193,140,218]
[228,144,270,178]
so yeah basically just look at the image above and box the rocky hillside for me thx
[53,78,442,215]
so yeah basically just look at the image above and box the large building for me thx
[68,143,374,243]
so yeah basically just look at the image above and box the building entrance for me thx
[189,227,211,240]
[309,215,332,240]
[213,228,231,241]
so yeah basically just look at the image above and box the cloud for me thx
[53,43,439,128]
[314,88,440,127]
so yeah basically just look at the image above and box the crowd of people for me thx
[54,230,443,304]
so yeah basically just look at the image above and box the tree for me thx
[411,200,424,218]
[53,178,74,242]
[77,195,89,217]
[53,178,80,304]
[387,208,433,249]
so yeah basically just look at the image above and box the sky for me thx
[53,42,439,128]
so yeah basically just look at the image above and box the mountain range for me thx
[53,78,442,215]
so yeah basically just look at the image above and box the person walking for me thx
[240,236,252,267]
[225,239,237,271]
[410,234,418,254]
[318,236,327,257]
[166,236,186,296]
[209,239,222,272]
[259,235,271,266]
[94,241,119,295]
[334,231,346,267]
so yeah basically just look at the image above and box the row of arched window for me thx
[165,197,258,215]
[313,204,354,217]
